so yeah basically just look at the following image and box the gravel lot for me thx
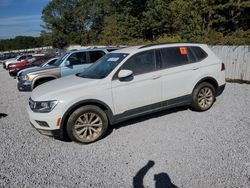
[0,66,249,188]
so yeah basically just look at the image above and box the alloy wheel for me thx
[74,112,103,142]
[197,87,214,110]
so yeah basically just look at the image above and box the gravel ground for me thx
[0,66,249,188]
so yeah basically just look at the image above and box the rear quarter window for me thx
[190,46,208,62]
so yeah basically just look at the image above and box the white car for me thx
[3,55,32,69]
[28,43,226,144]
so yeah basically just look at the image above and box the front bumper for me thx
[26,105,62,130]
[30,121,61,137]
[17,80,32,91]
[9,69,19,77]
[26,105,62,135]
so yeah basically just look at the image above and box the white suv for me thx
[28,43,225,144]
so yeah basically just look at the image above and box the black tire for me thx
[66,105,108,144]
[190,82,216,112]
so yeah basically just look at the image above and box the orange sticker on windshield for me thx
[180,47,187,55]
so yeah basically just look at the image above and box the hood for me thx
[20,65,56,76]
[18,66,39,77]
[5,59,18,65]
[8,61,28,69]
[31,75,101,101]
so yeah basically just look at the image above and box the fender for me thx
[59,99,114,139]
[32,75,58,89]
[193,76,219,93]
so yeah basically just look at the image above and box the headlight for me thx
[23,75,30,81]
[29,98,58,113]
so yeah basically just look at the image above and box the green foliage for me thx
[1,0,250,51]
[0,36,46,51]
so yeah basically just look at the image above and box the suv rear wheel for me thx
[190,82,215,111]
[66,105,108,144]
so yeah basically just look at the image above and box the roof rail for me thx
[139,42,202,49]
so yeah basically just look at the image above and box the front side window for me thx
[89,51,105,63]
[67,52,87,65]
[121,50,156,76]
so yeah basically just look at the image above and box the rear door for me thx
[159,46,199,105]
[61,52,87,77]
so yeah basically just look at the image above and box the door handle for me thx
[192,67,199,70]
[152,75,161,80]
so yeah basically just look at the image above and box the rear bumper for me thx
[217,84,226,96]
[17,80,32,91]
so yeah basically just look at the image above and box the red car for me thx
[8,54,55,77]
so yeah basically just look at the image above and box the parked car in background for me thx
[28,43,226,144]
[18,48,114,91]
[3,54,33,69]
[8,54,55,77]
[17,57,58,79]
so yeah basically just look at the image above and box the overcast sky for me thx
[0,0,50,39]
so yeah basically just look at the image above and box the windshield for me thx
[40,58,58,67]
[77,53,128,79]
[27,57,36,63]
[53,52,70,66]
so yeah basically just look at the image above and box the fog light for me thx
[35,120,49,127]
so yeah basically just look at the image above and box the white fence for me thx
[210,46,250,81]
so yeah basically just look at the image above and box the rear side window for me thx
[160,47,189,68]
[68,52,87,65]
[122,50,156,76]
[89,51,106,63]
[190,46,208,62]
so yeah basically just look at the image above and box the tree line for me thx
[1,0,250,51]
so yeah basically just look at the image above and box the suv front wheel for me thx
[66,105,108,144]
[190,82,216,111]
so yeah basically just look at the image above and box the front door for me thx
[111,50,162,115]
[61,52,87,77]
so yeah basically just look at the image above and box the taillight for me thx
[221,63,225,71]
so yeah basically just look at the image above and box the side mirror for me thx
[118,69,133,79]
[64,60,71,66]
